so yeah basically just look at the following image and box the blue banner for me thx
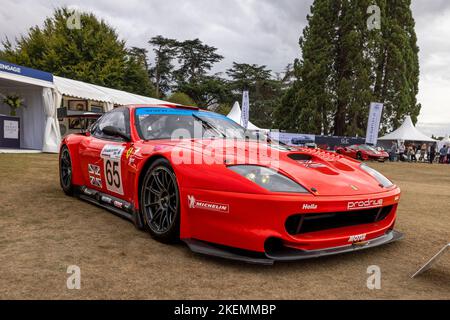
[135,107,234,122]
[0,60,53,83]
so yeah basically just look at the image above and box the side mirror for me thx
[102,126,130,141]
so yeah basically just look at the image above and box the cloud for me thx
[0,0,449,135]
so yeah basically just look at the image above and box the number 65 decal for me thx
[101,145,125,195]
[106,160,121,188]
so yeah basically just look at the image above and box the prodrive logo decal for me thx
[188,195,229,213]
[347,199,383,210]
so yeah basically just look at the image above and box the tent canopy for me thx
[378,116,436,142]
[226,102,267,131]
[437,135,450,149]
[54,76,171,106]
[1,60,174,153]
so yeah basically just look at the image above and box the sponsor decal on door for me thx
[101,145,125,195]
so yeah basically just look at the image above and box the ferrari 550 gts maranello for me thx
[336,144,389,162]
[60,104,403,265]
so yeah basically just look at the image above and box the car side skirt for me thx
[76,186,144,229]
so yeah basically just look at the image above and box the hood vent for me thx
[288,153,312,161]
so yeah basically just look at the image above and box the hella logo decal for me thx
[347,199,383,210]
[188,195,229,213]
[349,234,366,243]
[302,204,318,210]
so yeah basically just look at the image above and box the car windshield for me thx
[358,145,377,152]
[135,107,259,141]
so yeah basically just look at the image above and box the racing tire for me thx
[59,145,74,196]
[140,158,180,243]
[356,152,363,161]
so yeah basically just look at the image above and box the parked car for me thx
[291,136,315,146]
[336,144,389,162]
[59,105,402,264]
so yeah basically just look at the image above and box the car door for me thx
[347,145,357,157]
[79,108,131,199]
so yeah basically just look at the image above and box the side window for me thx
[92,109,130,140]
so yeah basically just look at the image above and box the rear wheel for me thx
[356,152,363,161]
[59,146,74,195]
[140,159,180,243]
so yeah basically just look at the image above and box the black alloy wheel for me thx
[140,159,180,243]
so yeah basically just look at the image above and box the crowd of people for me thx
[388,141,450,164]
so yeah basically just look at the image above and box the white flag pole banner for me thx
[365,102,384,146]
[241,90,250,129]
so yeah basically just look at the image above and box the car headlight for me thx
[360,163,393,188]
[228,165,309,193]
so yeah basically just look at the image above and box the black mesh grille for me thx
[288,154,312,161]
[285,206,393,235]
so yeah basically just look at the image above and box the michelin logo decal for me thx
[188,195,229,213]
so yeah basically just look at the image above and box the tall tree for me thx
[124,47,155,97]
[227,63,281,128]
[173,39,225,108]
[0,8,155,97]
[372,0,421,132]
[148,36,178,98]
[174,39,223,83]
[280,0,420,136]
[177,75,230,108]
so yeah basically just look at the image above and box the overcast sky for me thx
[1,0,449,135]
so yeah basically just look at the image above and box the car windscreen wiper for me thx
[192,114,226,138]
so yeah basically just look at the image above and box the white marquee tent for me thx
[226,102,268,131]
[378,116,436,143]
[437,135,450,150]
[1,60,171,154]
[53,76,169,108]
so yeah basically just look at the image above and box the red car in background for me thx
[336,144,389,162]
[59,105,402,264]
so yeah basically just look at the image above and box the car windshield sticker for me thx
[101,145,125,195]
[135,107,235,122]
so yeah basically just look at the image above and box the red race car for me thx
[336,144,389,162]
[60,105,402,265]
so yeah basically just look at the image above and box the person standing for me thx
[447,145,450,164]
[398,142,406,162]
[429,143,436,164]
[439,145,447,163]
[419,143,427,162]
[389,141,398,162]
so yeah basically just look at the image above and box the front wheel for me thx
[140,159,180,243]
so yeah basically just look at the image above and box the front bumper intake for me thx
[184,230,404,265]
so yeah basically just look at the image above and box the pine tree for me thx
[372,0,421,132]
[227,63,281,129]
[148,36,179,98]
[276,0,337,134]
[280,0,420,136]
